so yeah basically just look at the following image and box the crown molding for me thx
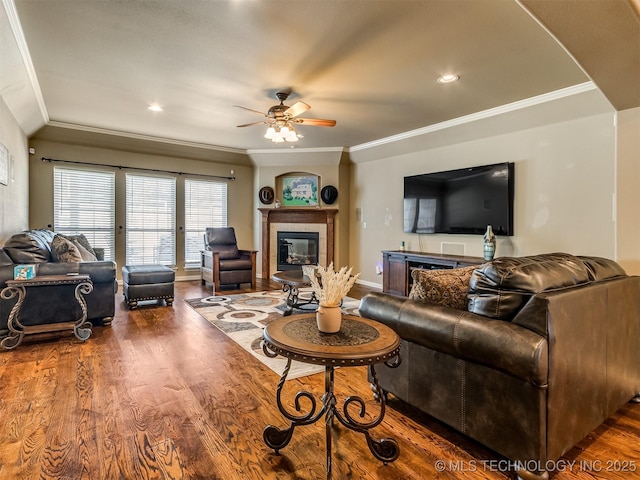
[45,121,246,154]
[247,146,346,155]
[2,0,48,127]
[349,82,598,153]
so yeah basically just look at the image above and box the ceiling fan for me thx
[234,90,336,143]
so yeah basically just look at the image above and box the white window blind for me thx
[184,179,227,265]
[53,167,115,260]
[126,174,176,266]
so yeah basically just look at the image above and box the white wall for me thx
[350,91,617,285]
[616,107,640,275]
[0,97,29,243]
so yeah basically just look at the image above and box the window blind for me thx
[126,174,176,266]
[184,179,227,265]
[53,167,115,259]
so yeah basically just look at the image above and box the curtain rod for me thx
[40,157,236,181]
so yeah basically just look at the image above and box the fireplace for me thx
[259,208,338,278]
[277,231,319,270]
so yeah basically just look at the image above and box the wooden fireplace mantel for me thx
[259,208,338,278]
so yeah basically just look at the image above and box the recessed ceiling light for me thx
[437,74,460,84]
[148,103,163,112]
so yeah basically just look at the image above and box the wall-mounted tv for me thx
[403,162,514,236]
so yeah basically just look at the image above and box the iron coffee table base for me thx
[271,270,319,316]
[281,284,319,316]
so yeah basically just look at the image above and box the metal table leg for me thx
[0,284,26,350]
[263,343,400,479]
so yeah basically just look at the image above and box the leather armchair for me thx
[203,227,256,292]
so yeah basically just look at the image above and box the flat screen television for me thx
[403,162,514,236]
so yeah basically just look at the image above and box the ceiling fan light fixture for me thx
[285,128,298,142]
[237,91,336,144]
[271,127,285,142]
[264,126,276,139]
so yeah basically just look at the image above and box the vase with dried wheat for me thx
[308,262,360,333]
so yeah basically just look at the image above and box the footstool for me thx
[122,264,175,310]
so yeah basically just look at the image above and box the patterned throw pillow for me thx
[51,234,83,263]
[409,266,477,310]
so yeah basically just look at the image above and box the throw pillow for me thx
[62,234,97,258]
[71,239,98,261]
[409,266,476,310]
[51,234,83,263]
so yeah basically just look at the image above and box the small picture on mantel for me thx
[282,175,319,207]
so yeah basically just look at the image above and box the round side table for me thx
[262,313,401,480]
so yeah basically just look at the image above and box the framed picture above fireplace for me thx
[281,174,319,207]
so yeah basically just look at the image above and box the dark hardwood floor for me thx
[1,278,639,479]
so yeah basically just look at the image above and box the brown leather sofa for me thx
[0,229,118,338]
[360,253,640,480]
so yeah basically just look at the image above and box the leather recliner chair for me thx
[203,227,256,292]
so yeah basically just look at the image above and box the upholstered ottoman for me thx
[122,264,175,309]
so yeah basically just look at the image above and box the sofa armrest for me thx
[360,292,548,385]
[0,250,15,285]
[0,248,13,267]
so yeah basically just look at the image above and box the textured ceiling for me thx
[4,0,639,152]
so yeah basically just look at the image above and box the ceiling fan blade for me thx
[284,101,310,118]
[236,121,268,127]
[233,105,267,116]
[294,118,337,127]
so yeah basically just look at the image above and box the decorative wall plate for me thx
[259,186,275,204]
[321,185,338,204]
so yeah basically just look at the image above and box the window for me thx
[53,167,115,259]
[126,174,176,266]
[184,179,227,265]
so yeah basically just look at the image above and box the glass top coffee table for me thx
[262,313,401,480]
[271,269,319,316]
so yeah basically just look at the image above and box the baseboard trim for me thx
[356,278,382,290]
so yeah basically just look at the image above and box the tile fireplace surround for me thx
[259,208,338,278]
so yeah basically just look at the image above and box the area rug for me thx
[185,289,361,380]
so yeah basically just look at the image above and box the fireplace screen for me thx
[277,231,319,270]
